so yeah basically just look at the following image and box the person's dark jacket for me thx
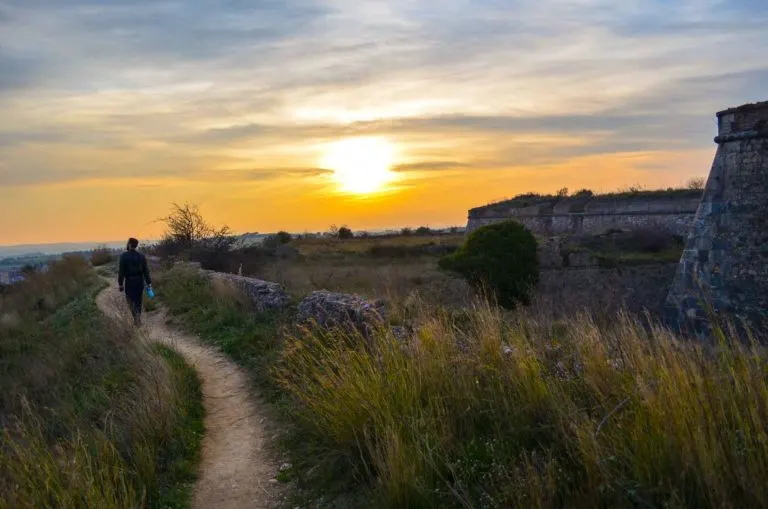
[118,250,152,288]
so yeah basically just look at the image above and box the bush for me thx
[439,221,539,308]
[415,226,431,236]
[338,226,354,239]
[262,231,292,249]
[90,246,113,266]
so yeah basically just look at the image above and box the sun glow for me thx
[321,137,397,194]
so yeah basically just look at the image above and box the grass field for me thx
[0,257,204,509]
[246,235,471,307]
[158,264,768,509]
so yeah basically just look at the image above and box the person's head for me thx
[127,238,139,251]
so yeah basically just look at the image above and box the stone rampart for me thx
[467,192,701,236]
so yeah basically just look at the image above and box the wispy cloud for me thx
[0,0,766,242]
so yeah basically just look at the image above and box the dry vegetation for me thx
[254,235,472,307]
[0,257,203,509]
[158,259,768,509]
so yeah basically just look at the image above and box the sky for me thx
[0,0,766,245]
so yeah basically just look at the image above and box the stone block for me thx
[208,272,291,312]
[296,290,387,336]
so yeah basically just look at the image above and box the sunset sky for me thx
[1,0,766,245]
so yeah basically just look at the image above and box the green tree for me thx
[439,221,539,308]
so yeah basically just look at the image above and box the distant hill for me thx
[0,241,130,259]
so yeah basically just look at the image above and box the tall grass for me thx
[276,303,768,508]
[157,266,768,508]
[0,258,204,509]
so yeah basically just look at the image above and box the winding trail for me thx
[96,285,282,509]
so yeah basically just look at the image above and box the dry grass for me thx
[0,258,203,509]
[276,301,768,508]
[90,246,114,267]
[257,258,472,307]
[245,234,470,307]
[292,235,464,257]
[157,265,768,508]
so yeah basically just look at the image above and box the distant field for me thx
[291,234,464,256]
[250,234,471,306]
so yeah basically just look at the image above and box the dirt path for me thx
[96,286,282,509]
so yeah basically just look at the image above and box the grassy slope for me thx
[159,266,768,509]
[0,258,203,509]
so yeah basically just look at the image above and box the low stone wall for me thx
[207,271,291,312]
[296,290,387,336]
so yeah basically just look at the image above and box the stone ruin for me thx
[665,101,768,335]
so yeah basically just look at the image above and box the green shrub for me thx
[439,221,538,307]
[338,226,354,240]
[263,231,293,249]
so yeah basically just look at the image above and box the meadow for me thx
[0,257,203,509]
[155,232,768,509]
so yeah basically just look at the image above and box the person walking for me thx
[118,238,152,325]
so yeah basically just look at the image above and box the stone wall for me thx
[665,101,768,336]
[467,192,701,236]
[206,271,291,312]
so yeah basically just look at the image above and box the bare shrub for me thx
[687,176,706,190]
[90,246,113,266]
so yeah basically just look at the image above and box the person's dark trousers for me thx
[124,277,145,325]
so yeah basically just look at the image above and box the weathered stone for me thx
[665,101,768,337]
[467,194,701,236]
[296,290,387,334]
[208,272,291,312]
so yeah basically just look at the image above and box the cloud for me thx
[393,161,474,172]
[0,54,45,93]
[0,0,767,192]
[190,167,333,182]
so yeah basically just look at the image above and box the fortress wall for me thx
[467,212,695,236]
[467,194,701,236]
[665,101,768,335]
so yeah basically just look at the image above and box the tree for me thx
[439,220,539,308]
[160,203,215,250]
[415,226,432,236]
[400,227,413,236]
[158,202,232,259]
[557,187,569,197]
[686,177,706,190]
[338,226,354,239]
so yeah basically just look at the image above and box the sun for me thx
[321,137,397,194]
